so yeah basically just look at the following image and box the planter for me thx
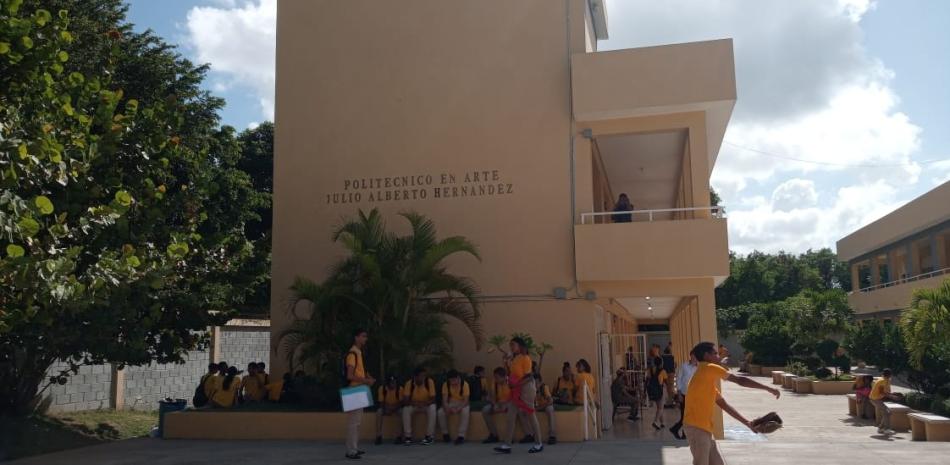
[793,377,813,394]
[749,364,762,376]
[782,373,797,389]
[771,371,785,385]
[761,366,785,377]
[811,380,854,395]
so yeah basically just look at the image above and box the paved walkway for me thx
[12,373,950,465]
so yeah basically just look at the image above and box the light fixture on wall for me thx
[645,296,651,300]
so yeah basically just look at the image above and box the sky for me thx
[124,0,950,255]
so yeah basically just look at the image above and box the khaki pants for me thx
[684,425,726,465]
[504,380,542,446]
[539,404,556,437]
[437,401,471,438]
[870,399,890,429]
[345,409,363,455]
[402,404,436,438]
[482,402,508,437]
[376,406,402,437]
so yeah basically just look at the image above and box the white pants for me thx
[539,404,556,437]
[402,404,437,438]
[437,401,471,438]
[345,409,363,454]
[482,402,508,437]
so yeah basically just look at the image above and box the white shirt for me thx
[676,361,699,395]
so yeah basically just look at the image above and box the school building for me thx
[271,0,735,433]
[837,180,950,321]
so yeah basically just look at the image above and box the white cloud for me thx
[771,179,818,212]
[185,0,276,120]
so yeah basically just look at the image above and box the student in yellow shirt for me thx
[256,362,270,390]
[211,366,242,408]
[437,369,471,445]
[481,366,510,444]
[375,375,404,445]
[573,359,596,405]
[554,363,576,405]
[534,373,557,445]
[683,342,779,465]
[264,373,286,403]
[241,363,264,403]
[195,363,218,408]
[344,329,375,460]
[401,366,436,445]
[495,337,544,454]
[869,369,903,435]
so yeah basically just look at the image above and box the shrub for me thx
[930,396,950,417]
[785,361,809,377]
[904,392,932,410]
[790,355,823,372]
[836,355,852,374]
[815,367,833,380]
[741,312,795,366]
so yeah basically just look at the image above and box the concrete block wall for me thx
[41,320,269,412]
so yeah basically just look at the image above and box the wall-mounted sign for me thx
[326,170,515,204]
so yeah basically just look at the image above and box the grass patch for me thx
[0,410,157,462]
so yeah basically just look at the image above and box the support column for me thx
[930,234,940,271]
[869,256,880,286]
[695,281,723,439]
[887,250,896,284]
[850,263,860,292]
[910,242,921,276]
[686,117,710,219]
[110,365,125,410]
[210,326,222,363]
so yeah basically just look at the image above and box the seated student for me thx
[256,362,270,390]
[241,362,264,403]
[853,374,874,419]
[264,373,287,403]
[870,369,904,435]
[211,366,242,408]
[375,375,404,445]
[481,367,511,444]
[534,373,558,445]
[437,370,470,445]
[554,362,576,405]
[610,369,638,422]
[401,366,437,445]
[468,366,488,403]
[194,363,218,408]
[573,359,597,405]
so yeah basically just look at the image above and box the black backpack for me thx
[467,375,483,402]
[193,374,210,407]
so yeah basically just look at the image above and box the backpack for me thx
[467,375,483,402]
[193,374,210,407]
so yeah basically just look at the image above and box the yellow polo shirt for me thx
[442,381,470,403]
[510,354,532,380]
[264,380,283,402]
[212,375,242,408]
[574,372,596,404]
[683,363,731,433]
[202,374,218,399]
[345,346,365,387]
[536,384,553,409]
[404,378,435,402]
[243,374,264,401]
[870,378,890,401]
[492,382,511,403]
[378,385,403,407]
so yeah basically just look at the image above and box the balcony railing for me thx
[579,206,726,224]
[854,267,950,294]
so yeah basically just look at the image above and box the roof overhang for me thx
[589,0,609,40]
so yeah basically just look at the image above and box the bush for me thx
[741,312,795,366]
[836,355,852,374]
[785,361,810,377]
[930,396,950,417]
[815,367,833,380]
[790,355,823,372]
[816,339,839,366]
[904,392,933,411]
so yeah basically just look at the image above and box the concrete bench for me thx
[847,394,857,415]
[878,402,913,431]
[908,413,950,441]
[792,377,813,394]
[782,373,797,389]
[771,371,785,385]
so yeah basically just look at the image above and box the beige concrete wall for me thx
[837,180,950,262]
[848,274,950,315]
[574,218,729,282]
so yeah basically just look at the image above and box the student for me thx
[669,351,699,440]
[375,375,404,445]
[718,345,731,367]
[344,329,375,460]
[573,359,596,405]
[853,374,874,419]
[264,373,286,403]
[554,363,576,405]
[211,366,242,408]
[401,366,436,445]
[257,362,270,389]
[534,373,558,445]
[241,362,264,403]
[610,369,638,422]
[468,366,488,402]
[194,363,218,408]
[437,369,471,445]
[612,193,633,223]
[481,367,510,444]
[624,347,637,370]
[494,337,543,454]
[870,369,903,435]
[647,355,668,430]
[662,344,676,406]
[684,342,780,465]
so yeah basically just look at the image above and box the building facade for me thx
[272,0,735,430]
[837,180,950,320]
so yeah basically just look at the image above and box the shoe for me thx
[403,437,414,446]
[454,436,465,445]
[375,436,382,445]
[493,445,512,454]
[652,422,662,430]
[356,450,366,456]
[528,444,544,454]
[345,453,361,460]
[421,436,434,445]
[884,429,896,435]
[669,426,680,437]
[547,436,557,445]
[482,435,499,444]
[443,434,452,443]
[877,427,885,434]
[519,434,535,444]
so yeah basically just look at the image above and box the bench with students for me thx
[844,371,950,441]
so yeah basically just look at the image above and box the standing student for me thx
[852,374,874,419]
[554,363,576,405]
[401,366,437,445]
[481,367,510,444]
[375,375,404,445]
[663,344,677,406]
[437,369,471,445]
[344,329,375,460]
[573,359,596,406]
[669,352,699,440]
[647,355,668,430]
[684,342,780,465]
[534,373,558,445]
[612,193,633,223]
[870,369,903,435]
[494,337,543,454]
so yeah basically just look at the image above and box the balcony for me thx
[573,207,730,283]
[848,267,950,315]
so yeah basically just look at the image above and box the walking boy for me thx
[345,329,375,460]
[684,342,780,465]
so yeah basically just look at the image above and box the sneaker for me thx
[356,450,366,456]
[421,436,434,446]
[443,434,452,443]
[454,436,465,445]
[482,435,499,444]
[669,426,680,437]
[375,436,382,446]
[877,427,885,434]
[403,437,414,446]
[493,445,512,454]
[528,444,544,454]
[345,453,361,460]
[547,436,557,445]
[884,429,896,435]
[519,434,535,444]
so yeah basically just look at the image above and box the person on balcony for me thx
[612,193,633,223]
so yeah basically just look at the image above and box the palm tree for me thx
[902,279,950,368]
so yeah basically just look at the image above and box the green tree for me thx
[784,289,854,351]
[902,279,950,368]
[740,304,795,366]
